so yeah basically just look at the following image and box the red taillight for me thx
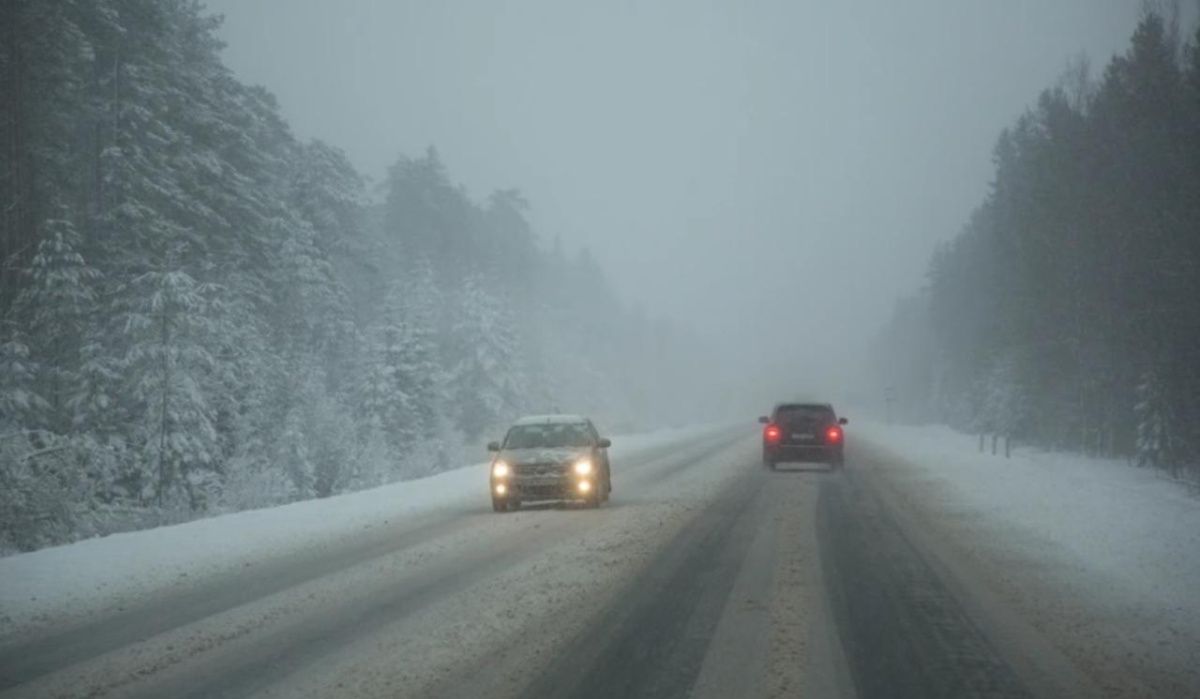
[764,424,782,443]
[826,426,842,444]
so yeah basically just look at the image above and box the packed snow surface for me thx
[0,424,715,635]
[856,420,1200,616]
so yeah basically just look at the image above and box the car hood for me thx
[499,447,589,466]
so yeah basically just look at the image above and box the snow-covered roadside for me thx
[854,420,1200,607]
[854,419,1200,696]
[0,424,720,637]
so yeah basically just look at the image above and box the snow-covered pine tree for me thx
[0,320,66,554]
[277,401,312,500]
[396,258,443,439]
[290,140,367,258]
[278,370,355,499]
[980,351,1026,441]
[9,218,136,534]
[1134,366,1174,473]
[0,333,44,431]
[360,276,441,461]
[286,142,369,396]
[0,0,98,310]
[269,214,360,394]
[383,147,479,286]
[307,382,356,498]
[481,188,538,299]
[122,246,222,511]
[13,219,100,433]
[207,295,279,489]
[448,277,524,443]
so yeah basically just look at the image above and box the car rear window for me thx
[776,405,835,423]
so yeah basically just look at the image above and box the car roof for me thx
[511,414,589,426]
[774,402,834,411]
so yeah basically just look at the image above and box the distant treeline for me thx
[871,9,1200,477]
[0,0,714,553]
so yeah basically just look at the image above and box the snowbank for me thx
[0,424,717,635]
[855,420,1200,612]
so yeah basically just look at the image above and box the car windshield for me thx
[504,423,593,449]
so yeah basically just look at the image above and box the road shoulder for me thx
[851,436,1196,698]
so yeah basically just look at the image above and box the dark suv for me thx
[487,415,612,512]
[759,403,847,469]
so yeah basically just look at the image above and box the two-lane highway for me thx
[0,426,1107,698]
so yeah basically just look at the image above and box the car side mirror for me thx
[758,416,770,424]
[597,438,612,449]
[839,417,848,425]
[487,441,501,452]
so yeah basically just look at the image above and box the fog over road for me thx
[5,6,1200,699]
[0,426,1176,699]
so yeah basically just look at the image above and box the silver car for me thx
[487,415,613,511]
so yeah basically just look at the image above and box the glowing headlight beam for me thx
[573,459,593,476]
[492,461,511,478]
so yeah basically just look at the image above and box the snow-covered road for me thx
[849,421,1200,698]
[3,425,808,698]
[1,422,1197,698]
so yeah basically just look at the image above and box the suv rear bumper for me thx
[764,444,842,464]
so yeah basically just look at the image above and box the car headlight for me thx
[492,461,511,478]
[573,459,593,476]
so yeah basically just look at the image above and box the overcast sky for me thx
[205,0,1150,391]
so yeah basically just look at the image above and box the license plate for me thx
[523,477,561,487]
[792,433,814,440]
